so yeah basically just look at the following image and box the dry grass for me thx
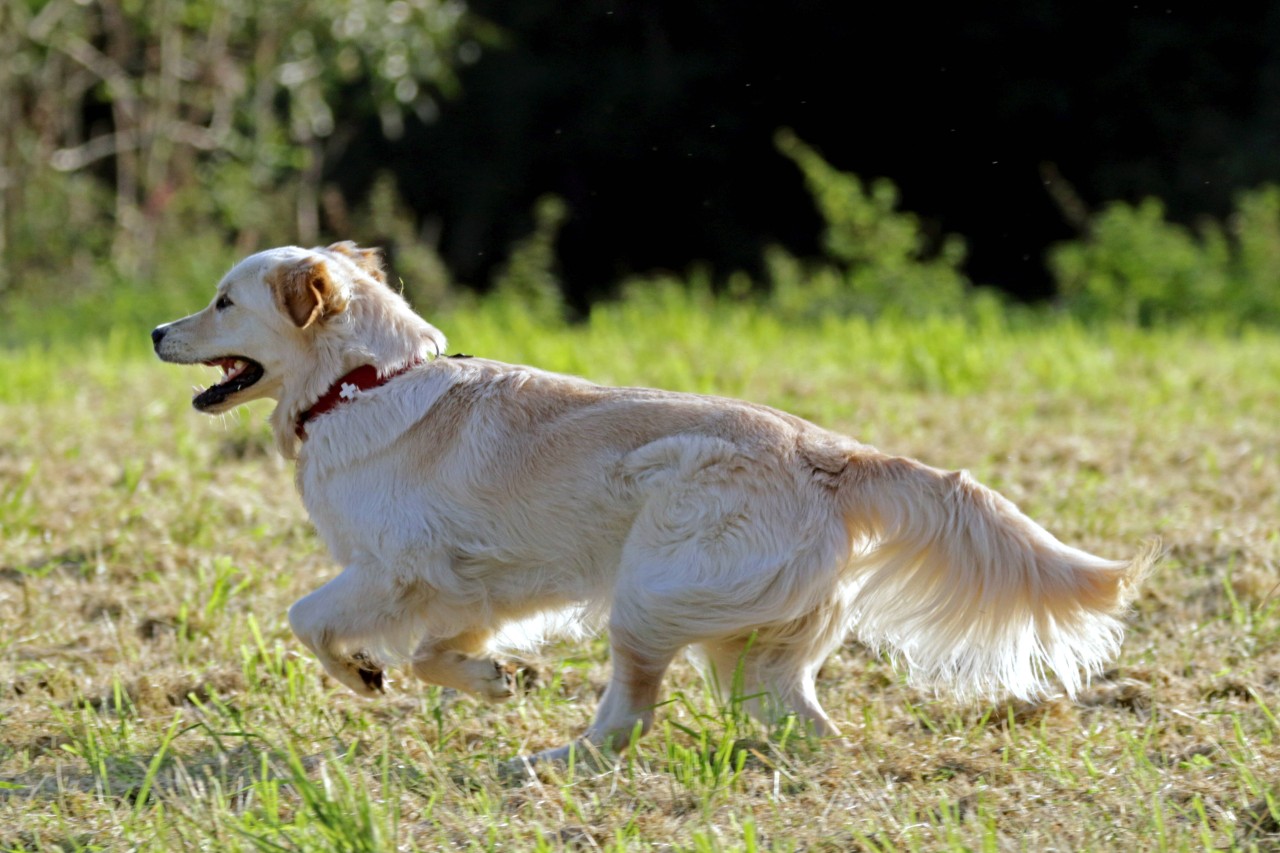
[0,308,1277,851]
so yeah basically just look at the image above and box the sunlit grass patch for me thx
[0,298,1277,850]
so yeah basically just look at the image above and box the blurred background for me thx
[4,0,1280,332]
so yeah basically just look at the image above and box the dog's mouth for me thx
[193,357,265,411]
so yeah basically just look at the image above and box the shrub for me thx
[1049,188,1280,327]
[490,195,569,324]
[770,129,973,320]
[1227,186,1280,326]
[1049,198,1230,325]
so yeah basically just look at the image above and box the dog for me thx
[152,242,1152,763]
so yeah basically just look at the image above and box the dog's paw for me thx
[475,659,516,701]
[446,655,517,701]
[411,649,520,701]
[347,650,385,696]
[357,665,385,693]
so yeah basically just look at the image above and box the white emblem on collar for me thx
[339,382,360,400]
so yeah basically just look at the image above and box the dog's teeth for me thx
[222,360,246,382]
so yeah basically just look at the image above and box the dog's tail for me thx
[837,451,1155,699]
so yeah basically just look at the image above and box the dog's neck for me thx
[269,290,447,459]
[294,359,425,440]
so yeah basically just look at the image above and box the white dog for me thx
[152,242,1152,762]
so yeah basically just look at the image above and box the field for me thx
[1,292,1277,851]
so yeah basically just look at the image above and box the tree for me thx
[0,0,477,289]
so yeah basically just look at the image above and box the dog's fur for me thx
[153,242,1152,761]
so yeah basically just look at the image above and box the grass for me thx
[0,290,1277,850]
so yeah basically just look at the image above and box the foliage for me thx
[490,195,569,323]
[1049,188,1280,327]
[0,0,477,288]
[770,130,974,320]
[329,1,1280,304]
[0,177,460,350]
[7,1,1280,319]
[348,172,454,313]
[2,233,241,349]
[12,79,1280,336]
[766,131,1280,329]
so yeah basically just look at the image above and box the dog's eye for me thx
[215,295,233,311]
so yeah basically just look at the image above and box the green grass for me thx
[1,292,1278,850]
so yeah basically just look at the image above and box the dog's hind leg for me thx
[410,629,515,701]
[696,637,840,737]
[589,624,677,747]
[287,565,422,697]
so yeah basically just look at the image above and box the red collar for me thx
[295,360,422,440]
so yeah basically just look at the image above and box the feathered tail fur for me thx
[839,452,1154,699]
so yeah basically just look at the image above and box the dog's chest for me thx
[295,450,448,566]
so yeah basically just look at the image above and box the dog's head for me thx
[152,242,433,417]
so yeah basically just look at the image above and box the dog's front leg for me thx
[287,565,403,697]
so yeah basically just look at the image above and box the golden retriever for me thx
[152,242,1152,763]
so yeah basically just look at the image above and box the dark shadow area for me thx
[328,1,1280,304]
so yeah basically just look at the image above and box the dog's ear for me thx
[325,241,388,285]
[268,257,349,328]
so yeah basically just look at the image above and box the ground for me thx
[0,307,1276,851]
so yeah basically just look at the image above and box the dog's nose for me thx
[151,326,166,349]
